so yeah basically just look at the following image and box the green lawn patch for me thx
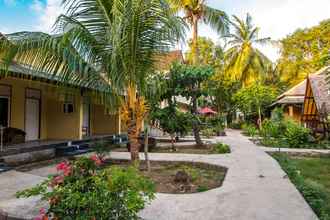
[272,153,330,220]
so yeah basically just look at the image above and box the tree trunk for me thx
[170,134,176,151]
[192,96,203,146]
[144,126,151,172]
[258,106,262,130]
[192,15,199,65]
[127,109,140,162]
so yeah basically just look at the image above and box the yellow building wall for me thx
[90,104,120,135]
[46,94,81,140]
[0,77,82,140]
[0,77,49,139]
[0,76,122,140]
[284,105,302,122]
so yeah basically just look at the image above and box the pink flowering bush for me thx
[16,156,155,220]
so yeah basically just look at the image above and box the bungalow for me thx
[271,67,326,122]
[0,63,122,144]
[302,66,330,134]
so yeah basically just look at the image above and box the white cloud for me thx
[30,0,44,13]
[32,0,63,33]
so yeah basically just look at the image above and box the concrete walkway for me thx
[260,146,330,154]
[0,130,318,220]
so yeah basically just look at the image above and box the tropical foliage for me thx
[169,63,214,145]
[277,19,330,87]
[225,14,272,85]
[233,83,277,128]
[0,0,186,162]
[16,156,155,219]
[169,0,229,64]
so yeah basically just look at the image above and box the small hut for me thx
[271,80,306,122]
[302,66,330,135]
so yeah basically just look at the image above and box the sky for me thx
[0,0,330,61]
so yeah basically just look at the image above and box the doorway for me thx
[25,89,41,141]
[0,97,9,128]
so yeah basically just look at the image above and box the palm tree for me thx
[169,0,229,64]
[0,0,185,162]
[225,14,272,86]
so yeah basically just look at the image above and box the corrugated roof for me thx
[1,62,111,92]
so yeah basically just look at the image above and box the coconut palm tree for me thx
[169,0,229,64]
[225,14,272,86]
[0,0,185,162]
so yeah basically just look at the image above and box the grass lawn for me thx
[272,153,330,220]
[290,157,330,190]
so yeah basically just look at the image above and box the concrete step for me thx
[0,158,11,173]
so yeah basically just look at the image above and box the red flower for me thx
[90,155,103,166]
[56,161,71,176]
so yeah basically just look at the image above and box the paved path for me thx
[0,130,318,220]
[260,146,330,154]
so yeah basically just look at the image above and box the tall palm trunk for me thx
[191,15,203,146]
[127,108,140,162]
[192,95,203,145]
[192,15,199,65]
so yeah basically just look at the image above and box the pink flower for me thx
[34,208,47,220]
[56,161,71,176]
[56,161,70,171]
[49,175,64,187]
[90,155,103,166]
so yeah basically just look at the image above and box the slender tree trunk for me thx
[170,134,176,151]
[192,16,199,65]
[127,109,140,162]
[258,106,262,130]
[192,96,203,146]
[144,126,151,172]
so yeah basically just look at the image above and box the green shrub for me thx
[212,143,231,154]
[181,165,199,182]
[197,185,208,192]
[201,128,215,138]
[242,123,258,137]
[260,119,285,139]
[283,120,311,148]
[93,141,111,160]
[229,121,243,129]
[16,156,155,220]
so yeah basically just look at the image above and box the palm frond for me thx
[203,6,229,35]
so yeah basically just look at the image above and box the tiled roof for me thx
[154,50,184,71]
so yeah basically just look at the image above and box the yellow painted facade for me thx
[0,76,121,141]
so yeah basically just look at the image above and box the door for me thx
[25,98,40,141]
[82,103,90,137]
[0,97,9,127]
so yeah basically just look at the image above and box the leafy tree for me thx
[169,0,229,64]
[151,106,190,150]
[206,72,240,123]
[277,19,330,87]
[225,14,272,86]
[186,37,225,67]
[233,83,277,129]
[170,63,214,145]
[0,0,185,162]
